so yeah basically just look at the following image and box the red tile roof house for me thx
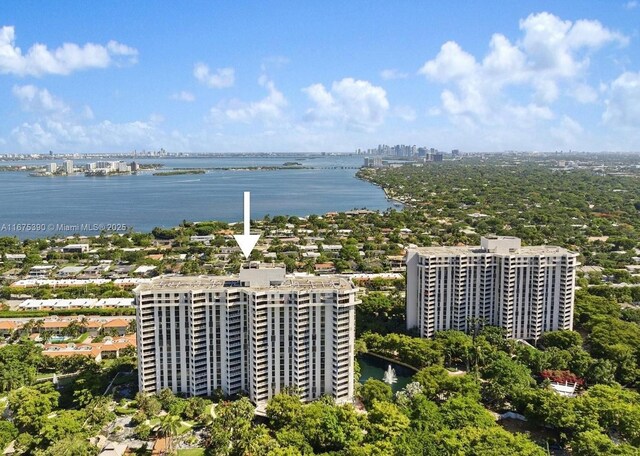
[101,319,130,336]
[314,262,336,274]
[41,334,136,363]
[0,321,19,336]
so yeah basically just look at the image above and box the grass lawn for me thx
[177,421,196,435]
[115,405,136,415]
[75,332,90,343]
[177,449,205,456]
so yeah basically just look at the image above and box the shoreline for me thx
[360,351,419,373]
[0,157,393,240]
[355,172,407,207]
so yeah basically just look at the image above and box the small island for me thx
[152,169,206,176]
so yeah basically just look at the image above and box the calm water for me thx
[0,155,396,239]
[358,354,415,393]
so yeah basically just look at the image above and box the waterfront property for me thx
[135,263,359,406]
[406,236,577,340]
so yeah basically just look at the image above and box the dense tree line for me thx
[359,160,640,268]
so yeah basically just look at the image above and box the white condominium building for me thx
[406,236,577,340]
[135,265,358,405]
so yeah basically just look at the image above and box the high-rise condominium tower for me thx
[135,265,358,405]
[406,236,577,340]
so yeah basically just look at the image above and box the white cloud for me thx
[303,78,389,131]
[82,106,94,120]
[394,105,417,122]
[209,76,287,123]
[419,41,477,82]
[380,69,408,80]
[171,91,195,102]
[10,118,182,152]
[603,71,640,127]
[261,55,290,72]
[7,84,185,152]
[418,12,626,133]
[551,115,584,146]
[624,1,638,9]
[12,84,70,114]
[0,26,137,76]
[569,83,598,104]
[194,63,235,88]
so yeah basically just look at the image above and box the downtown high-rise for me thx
[406,236,577,340]
[135,265,358,405]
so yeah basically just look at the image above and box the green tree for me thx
[481,353,533,406]
[439,396,495,429]
[571,430,637,456]
[366,400,410,442]
[158,414,180,453]
[434,330,473,368]
[266,393,303,431]
[414,366,480,402]
[435,426,546,456]
[8,383,60,432]
[0,421,18,453]
[206,397,255,455]
[298,401,363,453]
[38,410,85,447]
[135,392,162,416]
[359,378,392,409]
[37,435,98,456]
[135,423,151,440]
[183,396,208,421]
[539,330,583,350]
[274,428,313,455]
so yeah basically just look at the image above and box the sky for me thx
[0,1,639,153]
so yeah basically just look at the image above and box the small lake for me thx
[357,353,415,393]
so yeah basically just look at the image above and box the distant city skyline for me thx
[1,1,639,153]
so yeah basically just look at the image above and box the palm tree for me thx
[159,414,180,453]
[32,319,45,337]
[21,319,35,335]
[0,366,23,392]
[40,329,53,343]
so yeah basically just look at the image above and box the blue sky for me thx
[1,1,639,153]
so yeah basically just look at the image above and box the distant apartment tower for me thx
[406,236,577,340]
[364,157,382,168]
[63,160,74,174]
[135,265,358,405]
[45,163,57,173]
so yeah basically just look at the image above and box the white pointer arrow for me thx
[233,191,261,259]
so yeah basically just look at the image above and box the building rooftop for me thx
[411,244,576,256]
[411,236,576,257]
[135,271,356,293]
